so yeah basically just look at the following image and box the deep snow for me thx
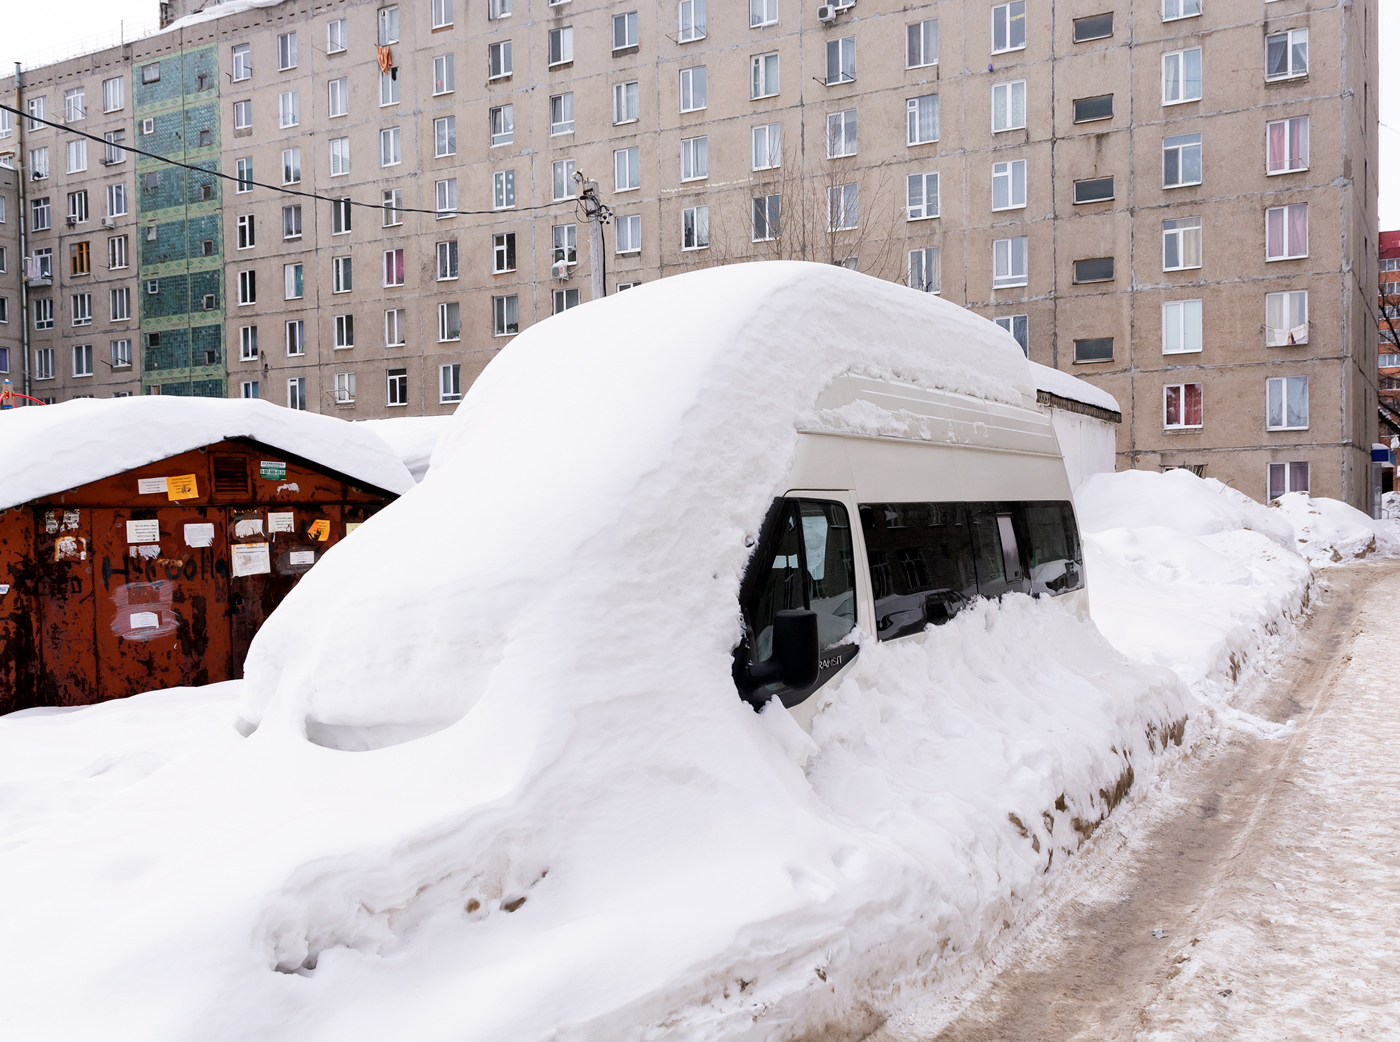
[0,264,1380,1040]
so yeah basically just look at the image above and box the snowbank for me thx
[355,417,453,482]
[1076,468,1295,549]
[0,397,415,510]
[1273,492,1400,564]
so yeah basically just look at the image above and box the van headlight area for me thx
[0,263,1193,1042]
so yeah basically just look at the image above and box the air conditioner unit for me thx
[100,216,115,228]
[552,259,570,280]
[65,216,77,227]
[817,4,837,22]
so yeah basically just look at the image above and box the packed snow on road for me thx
[0,264,1394,1041]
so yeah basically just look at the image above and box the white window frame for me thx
[278,32,298,71]
[334,371,356,404]
[552,224,578,266]
[827,183,858,232]
[752,193,780,242]
[332,255,353,294]
[991,1,1026,54]
[386,308,407,346]
[285,320,306,357]
[490,105,514,147]
[1162,47,1203,105]
[440,363,463,403]
[1265,290,1308,346]
[550,93,575,136]
[1265,28,1308,82]
[1268,462,1310,499]
[680,135,708,181]
[753,123,781,169]
[750,0,778,29]
[553,159,577,202]
[1162,133,1202,188]
[334,315,354,349]
[991,159,1027,211]
[328,77,349,117]
[493,169,516,210]
[906,172,939,220]
[682,205,709,250]
[492,295,519,336]
[751,52,780,99]
[1162,0,1201,21]
[907,19,938,69]
[907,94,939,145]
[379,127,402,168]
[1266,375,1309,431]
[826,109,857,159]
[614,146,641,192]
[434,55,455,96]
[1162,216,1203,271]
[1266,116,1309,175]
[1162,382,1203,429]
[992,80,1027,132]
[680,67,707,112]
[909,247,941,294]
[435,115,457,157]
[992,236,1029,289]
[679,0,707,42]
[328,19,348,53]
[1265,203,1308,261]
[614,81,639,125]
[383,248,406,287]
[615,213,642,254]
[432,0,454,29]
[1161,299,1203,354]
[612,11,639,51]
[549,27,574,66]
[102,76,125,113]
[492,232,516,274]
[438,301,462,342]
[240,325,259,361]
[385,370,408,408]
[488,41,513,80]
[231,44,252,82]
[825,37,855,86]
[330,137,350,177]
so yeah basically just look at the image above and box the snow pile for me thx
[163,0,288,31]
[1272,491,1400,564]
[1383,490,1400,521]
[0,397,414,510]
[355,417,454,482]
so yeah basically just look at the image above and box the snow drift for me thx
[1273,491,1400,564]
[0,265,1295,1040]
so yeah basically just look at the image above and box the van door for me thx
[735,497,860,709]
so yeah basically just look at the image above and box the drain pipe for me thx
[14,62,31,402]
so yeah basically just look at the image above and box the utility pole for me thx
[575,174,611,302]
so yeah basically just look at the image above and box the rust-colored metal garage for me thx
[0,398,415,714]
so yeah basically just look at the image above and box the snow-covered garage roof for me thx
[0,397,416,511]
[1029,361,1121,417]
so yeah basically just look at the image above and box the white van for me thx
[734,372,1086,728]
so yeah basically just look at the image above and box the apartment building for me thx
[0,0,1380,507]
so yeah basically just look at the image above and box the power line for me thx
[0,100,575,218]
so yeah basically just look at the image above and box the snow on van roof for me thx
[1029,361,1121,414]
[0,396,415,511]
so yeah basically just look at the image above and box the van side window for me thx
[859,502,978,639]
[737,498,858,706]
[1023,501,1084,594]
[968,504,1029,598]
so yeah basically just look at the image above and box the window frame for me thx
[906,172,939,221]
[1265,203,1308,261]
[1162,132,1203,188]
[1266,116,1309,174]
[1161,47,1203,105]
[1161,216,1203,271]
[906,19,938,68]
[1072,175,1115,205]
[991,159,1027,211]
[1265,28,1308,82]
[992,236,1029,289]
[1265,375,1309,431]
[907,93,939,145]
[1162,382,1204,429]
[991,80,1027,133]
[991,1,1026,54]
[1161,299,1203,354]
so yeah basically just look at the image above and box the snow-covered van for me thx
[734,372,1085,728]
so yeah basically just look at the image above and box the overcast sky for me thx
[8,0,1400,228]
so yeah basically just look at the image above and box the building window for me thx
[682,206,709,250]
[680,67,707,112]
[488,41,513,80]
[992,159,1027,210]
[826,37,855,85]
[1266,376,1309,431]
[750,0,778,28]
[992,80,1026,132]
[110,285,131,320]
[285,320,306,356]
[1073,257,1114,284]
[33,298,55,331]
[102,76,125,113]
[549,27,574,66]
[434,55,455,96]
[240,381,259,399]
[332,256,353,294]
[440,363,463,403]
[383,189,403,227]
[68,190,89,223]
[1073,94,1113,123]
[613,82,639,124]
[1073,176,1114,204]
[236,157,254,192]
[70,241,91,276]
[106,183,128,217]
[1162,48,1202,104]
[328,18,348,52]
[333,372,356,404]
[492,232,517,274]
[907,19,938,68]
[238,270,256,305]
[35,347,55,379]
[681,135,709,180]
[1074,337,1113,363]
[379,6,400,44]
[387,369,408,407]
[384,248,406,287]
[233,100,252,130]
[385,309,407,346]
[433,0,454,28]
[1163,383,1203,429]
[828,184,858,231]
[1073,13,1113,42]
[909,247,941,293]
[1268,461,1309,498]
[380,127,401,167]
[330,138,350,177]
[907,94,939,145]
[328,77,350,119]
[26,96,47,132]
[279,90,299,128]
[490,105,514,146]
[680,0,706,42]
[104,129,127,164]
[1162,299,1203,354]
[1266,290,1308,346]
[1162,133,1202,187]
[493,295,519,336]
[331,198,352,235]
[1162,217,1202,270]
[283,205,302,240]
[1266,204,1307,260]
[615,146,641,192]
[284,262,304,298]
[1267,116,1309,174]
[437,239,460,280]
[752,122,781,169]
[907,172,939,220]
[991,1,1026,53]
[281,147,301,185]
[1266,28,1307,81]
[489,0,511,18]
[335,315,354,349]
[288,377,307,411]
[439,301,462,341]
[32,197,51,231]
[752,194,781,241]
[112,339,132,367]
[236,214,255,250]
[73,343,93,377]
[240,325,259,360]
[995,315,1029,354]
[1162,0,1200,20]
[72,293,92,326]
[231,44,251,81]
[493,169,516,209]
[435,116,457,158]
[29,147,50,180]
[550,94,575,136]
[552,224,578,266]
[825,110,857,159]
[616,214,642,254]
[66,141,88,174]
[613,11,639,50]
[752,52,780,98]
[32,247,53,279]
[380,66,400,106]
[552,289,580,315]
[993,236,1029,288]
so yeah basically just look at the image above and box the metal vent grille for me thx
[212,455,249,497]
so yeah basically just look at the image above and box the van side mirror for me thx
[770,608,819,687]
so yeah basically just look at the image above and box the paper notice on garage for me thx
[184,523,215,548]
[231,542,271,577]
[233,518,264,538]
[166,474,199,501]
[137,477,168,495]
[260,461,287,481]
[308,519,330,542]
[288,550,316,565]
[344,522,362,536]
[129,611,160,629]
[126,519,159,543]
[267,512,295,534]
